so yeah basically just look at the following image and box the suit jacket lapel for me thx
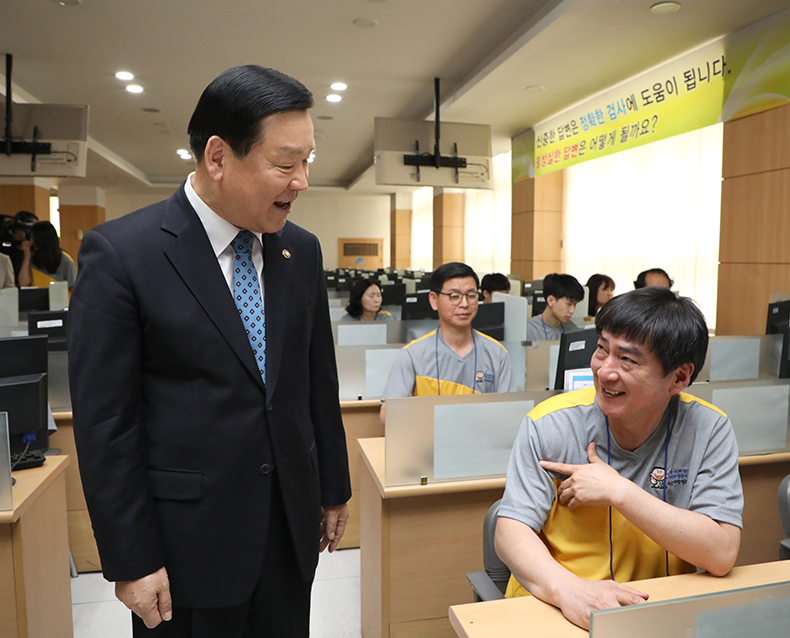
[262,230,292,402]
[161,189,265,389]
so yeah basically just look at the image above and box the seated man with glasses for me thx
[380,261,516,423]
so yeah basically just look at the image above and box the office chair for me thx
[779,474,790,560]
[466,498,511,601]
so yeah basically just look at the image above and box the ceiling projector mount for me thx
[4,54,52,171]
[402,78,467,183]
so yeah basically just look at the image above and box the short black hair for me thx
[595,287,708,384]
[543,273,584,303]
[634,268,673,289]
[480,273,511,294]
[345,278,381,318]
[188,65,314,162]
[430,262,479,293]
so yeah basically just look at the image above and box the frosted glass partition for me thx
[331,319,439,345]
[492,292,527,342]
[434,400,533,480]
[695,335,783,383]
[337,323,387,346]
[525,340,560,391]
[0,287,18,327]
[589,580,790,638]
[335,344,403,401]
[365,348,402,400]
[48,281,68,310]
[384,390,558,486]
[0,413,12,511]
[48,350,72,412]
[685,379,790,455]
[502,341,527,392]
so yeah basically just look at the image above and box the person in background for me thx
[526,273,584,341]
[380,261,516,423]
[497,287,742,630]
[30,221,77,288]
[634,268,673,290]
[480,272,511,303]
[585,273,615,316]
[0,211,37,287]
[340,278,393,321]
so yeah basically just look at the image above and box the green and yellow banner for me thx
[513,7,790,181]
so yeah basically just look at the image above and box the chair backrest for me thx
[483,498,511,594]
[779,475,790,536]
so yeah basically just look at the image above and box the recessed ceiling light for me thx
[353,18,377,27]
[177,149,189,155]
[53,0,81,6]
[525,85,546,92]
[116,71,134,81]
[126,85,144,94]
[330,82,347,91]
[317,115,334,121]
[650,2,680,14]
[326,94,342,103]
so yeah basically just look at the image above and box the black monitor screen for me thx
[401,292,438,320]
[381,282,406,306]
[18,287,49,314]
[28,310,69,351]
[766,300,790,334]
[554,329,599,390]
[0,335,49,454]
[472,302,505,341]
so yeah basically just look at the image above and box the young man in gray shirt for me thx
[497,287,743,629]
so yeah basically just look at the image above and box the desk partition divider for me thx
[384,391,558,486]
[0,412,12,510]
[590,580,790,638]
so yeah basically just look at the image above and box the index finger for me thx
[539,459,576,475]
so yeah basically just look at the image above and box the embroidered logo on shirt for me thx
[649,467,666,489]
[650,467,689,490]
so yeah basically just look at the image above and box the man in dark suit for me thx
[68,66,351,637]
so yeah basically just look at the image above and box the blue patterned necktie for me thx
[230,230,266,384]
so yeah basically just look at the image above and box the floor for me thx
[71,548,362,638]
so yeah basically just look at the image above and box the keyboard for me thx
[10,449,47,471]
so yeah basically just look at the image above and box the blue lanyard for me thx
[604,406,673,580]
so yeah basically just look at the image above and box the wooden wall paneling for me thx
[722,103,790,179]
[0,185,50,220]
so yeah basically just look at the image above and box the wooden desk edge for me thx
[448,560,790,638]
[2,454,70,524]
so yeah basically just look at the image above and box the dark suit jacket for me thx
[68,185,351,608]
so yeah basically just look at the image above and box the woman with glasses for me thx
[340,278,393,322]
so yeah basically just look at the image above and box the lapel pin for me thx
[282,249,291,259]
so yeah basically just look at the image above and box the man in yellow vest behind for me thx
[379,262,516,423]
[496,287,743,630]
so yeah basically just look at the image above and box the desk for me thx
[358,436,790,638]
[53,402,383,564]
[449,560,790,637]
[359,437,505,638]
[1,455,73,638]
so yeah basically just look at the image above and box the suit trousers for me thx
[132,471,314,638]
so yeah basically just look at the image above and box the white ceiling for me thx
[1,0,788,195]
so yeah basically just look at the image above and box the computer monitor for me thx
[471,302,505,341]
[28,309,68,351]
[401,291,438,320]
[415,277,432,291]
[335,277,352,292]
[766,300,790,335]
[0,335,49,454]
[18,287,49,314]
[381,282,406,306]
[521,279,543,297]
[554,328,599,390]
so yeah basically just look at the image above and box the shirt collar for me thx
[184,172,263,256]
